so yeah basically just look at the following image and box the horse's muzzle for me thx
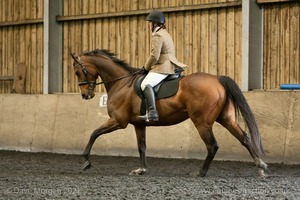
[80,83,96,100]
[81,92,95,100]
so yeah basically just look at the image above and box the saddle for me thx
[134,68,184,116]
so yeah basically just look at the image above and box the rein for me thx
[95,70,142,85]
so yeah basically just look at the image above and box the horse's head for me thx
[71,53,99,100]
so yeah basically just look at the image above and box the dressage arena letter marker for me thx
[99,94,108,107]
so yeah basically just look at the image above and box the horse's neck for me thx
[96,61,130,91]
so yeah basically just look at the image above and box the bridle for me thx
[71,53,144,88]
[72,55,99,88]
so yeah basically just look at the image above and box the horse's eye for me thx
[75,71,80,77]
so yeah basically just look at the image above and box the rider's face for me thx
[148,21,152,31]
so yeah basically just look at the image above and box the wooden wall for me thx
[61,0,242,93]
[0,0,43,94]
[0,0,298,94]
[262,2,300,89]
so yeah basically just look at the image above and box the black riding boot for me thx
[139,84,159,121]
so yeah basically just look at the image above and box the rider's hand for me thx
[141,66,148,74]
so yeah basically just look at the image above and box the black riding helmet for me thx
[146,10,165,24]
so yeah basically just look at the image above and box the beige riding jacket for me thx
[144,28,187,74]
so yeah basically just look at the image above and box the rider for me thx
[139,10,187,121]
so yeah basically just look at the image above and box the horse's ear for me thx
[71,53,77,60]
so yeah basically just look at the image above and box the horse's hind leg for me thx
[218,118,268,176]
[194,124,219,177]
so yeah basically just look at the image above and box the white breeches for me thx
[140,72,168,91]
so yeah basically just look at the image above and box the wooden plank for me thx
[13,0,20,70]
[263,7,270,89]
[7,0,13,21]
[82,0,89,51]
[56,1,242,22]
[102,1,109,50]
[124,0,131,63]
[217,8,227,76]
[88,0,96,51]
[200,8,209,73]
[234,7,242,86]
[95,0,102,50]
[280,3,290,84]
[132,0,139,10]
[2,27,9,93]
[0,76,15,81]
[74,0,82,92]
[63,0,70,93]
[226,7,235,79]
[0,0,3,93]
[257,0,297,3]
[146,0,152,9]
[160,0,169,8]
[123,17,130,65]
[7,26,14,88]
[114,0,121,57]
[289,2,300,84]
[36,24,43,94]
[13,0,20,21]
[138,0,146,10]
[31,0,38,93]
[130,15,138,68]
[192,11,201,74]
[99,0,110,92]
[137,16,146,68]
[37,0,43,19]
[152,0,158,8]
[270,5,280,89]
[25,25,31,93]
[19,1,26,65]
[69,0,76,92]
[6,8,13,87]
[176,12,184,69]
[24,0,31,93]
[108,0,116,54]
[1,0,7,93]
[12,63,27,93]
[115,16,121,57]
[208,8,218,75]
[184,11,192,72]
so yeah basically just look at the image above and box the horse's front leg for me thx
[130,125,147,175]
[83,118,123,170]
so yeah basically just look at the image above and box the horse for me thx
[70,49,268,177]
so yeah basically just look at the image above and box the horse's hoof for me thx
[256,158,268,171]
[199,170,207,177]
[83,161,92,171]
[190,170,206,177]
[189,171,200,177]
[258,168,266,178]
[261,162,268,170]
[129,167,147,175]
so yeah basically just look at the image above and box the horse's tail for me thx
[218,75,264,155]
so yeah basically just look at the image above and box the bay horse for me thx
[71,49,267,177]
